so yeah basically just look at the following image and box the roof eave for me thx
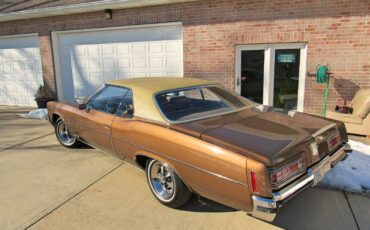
[0,0,198,22]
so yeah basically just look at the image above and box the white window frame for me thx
[235,43,307,112]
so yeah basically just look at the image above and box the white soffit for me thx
[0,0,199,22]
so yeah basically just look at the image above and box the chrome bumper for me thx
[250,143,351,222]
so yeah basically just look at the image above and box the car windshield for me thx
[155,85,255,123]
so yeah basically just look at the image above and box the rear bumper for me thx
[250,143,351,222]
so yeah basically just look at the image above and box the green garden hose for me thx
[316,65,330,117]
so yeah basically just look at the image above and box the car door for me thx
[77,85,129,154]
[111,90,138,162]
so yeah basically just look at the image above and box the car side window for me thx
[87,86,129,115]
[116,90,134,118]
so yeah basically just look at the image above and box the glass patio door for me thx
[240,50,264,104]
[273,49,300,110]
[236,44,307,112]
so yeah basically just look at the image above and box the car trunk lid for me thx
[170,106,336,166]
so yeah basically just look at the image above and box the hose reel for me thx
[316,65,331,117]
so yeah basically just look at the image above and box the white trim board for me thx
[235,43,307,112]
[0,0,199,22]
[52,22,183,35]
[0,33,39,39]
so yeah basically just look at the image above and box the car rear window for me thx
[155,86,253,123]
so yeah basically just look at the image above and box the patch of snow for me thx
[319,140,370,193]
[18,109,48,120]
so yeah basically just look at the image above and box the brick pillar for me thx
[38,32,57,98]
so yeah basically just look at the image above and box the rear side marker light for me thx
[251,171,257,193]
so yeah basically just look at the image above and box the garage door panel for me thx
[104,72,118,80]
[167,56,182,66]
[87,46,99,56]
[0,35,43,106]
[14,74,25,82]
[3,62,13,72]
[1,49,12,58]
[87,59,101,70]
[27,83,38,94]
[132,43,146,54]
[117,72,131,78]
[117,58,130,68]
[57,24,183,103]
[149,58,164,68]
[166,41,181,53]
[102,59,116,69]
[0,96,6,104]
[102,44,115,56]
[89,72,103,83]
[23,62,35,71]
[148,42,163,53]
[133,72,147,77]
[117,44,130,54]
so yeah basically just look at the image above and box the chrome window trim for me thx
[87,84,134,117]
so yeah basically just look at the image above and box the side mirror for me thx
[76,96,89,111]
[79,103,87,110]
[123,104,134,118]
[76,96,88,105]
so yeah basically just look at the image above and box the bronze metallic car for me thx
[47,77,351,221]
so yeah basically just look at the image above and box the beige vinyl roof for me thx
[107,77,214,123]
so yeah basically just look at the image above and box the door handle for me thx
[103,124,110,130]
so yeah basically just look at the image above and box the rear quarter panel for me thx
[113,119,257,211]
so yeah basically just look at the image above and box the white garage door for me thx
[0,35,43,106]
[54,24,183,103]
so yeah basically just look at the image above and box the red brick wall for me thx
[0,0,369,113]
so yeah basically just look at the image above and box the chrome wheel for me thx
[56,120,76,146]
[147,160,176,202]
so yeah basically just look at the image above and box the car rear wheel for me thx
[146,159,192,208]
[55,118,81,148]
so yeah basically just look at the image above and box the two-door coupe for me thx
[47,77,351,221]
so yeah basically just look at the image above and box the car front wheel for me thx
[55,118,81,148]
[146,159,192,208]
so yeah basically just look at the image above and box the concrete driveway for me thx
[0,106,53,151]
[0,106,369,230]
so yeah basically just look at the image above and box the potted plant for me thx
[34,85,55,108]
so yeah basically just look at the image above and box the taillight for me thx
[251,171,257,193]
[327,133,341,152]
[269,157,305,187]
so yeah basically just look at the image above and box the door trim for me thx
[235,43,307,112]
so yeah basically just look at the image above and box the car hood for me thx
[170,105,337,166]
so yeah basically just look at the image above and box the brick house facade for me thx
[0,0,369,113]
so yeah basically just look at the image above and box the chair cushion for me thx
[351,89,370,118]
[326,110,363,124]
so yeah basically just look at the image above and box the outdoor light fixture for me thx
[104,9,112,19]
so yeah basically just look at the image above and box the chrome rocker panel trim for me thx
[250,143,350,222]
